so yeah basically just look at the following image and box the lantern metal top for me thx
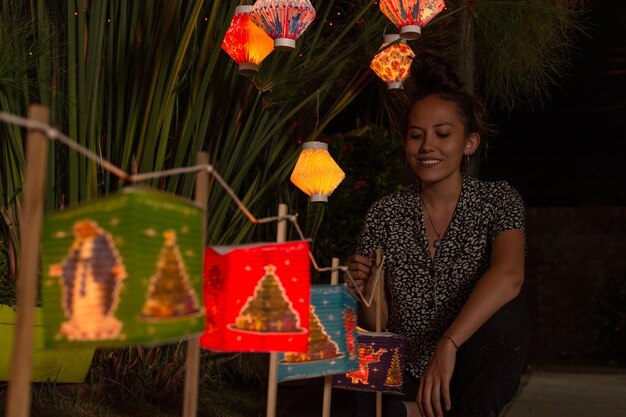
[301,141,328,151]
[399,25,422,40]
[274,38,296,51]
[238,62,259,76]
[235,5,253,14]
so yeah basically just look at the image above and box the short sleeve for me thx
[356,200,387,257]
[490,182,525,241]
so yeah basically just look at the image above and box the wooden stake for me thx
[266,203,288,417]
[375,248,383,417]
[322,257,340,417]
[6,105,50,417]
[182,151,209,417]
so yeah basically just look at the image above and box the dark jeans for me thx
[283,297,529,417]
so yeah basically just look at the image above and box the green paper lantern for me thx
[41,187,204,348]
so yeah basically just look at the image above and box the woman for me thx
[346,52,529,417]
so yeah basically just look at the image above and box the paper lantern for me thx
[332,330,406,394]
[201,241,311,353]
[250,0,316,51]
[370,34,415,90]
[222,5,275,76]
[379,0,446,40]
[290,141,345,202]
[41,187,205,348]
[277,285,359,382]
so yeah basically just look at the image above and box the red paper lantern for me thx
[201,241,311,353]
[221,5,275,76]
[250,0,316,51]
[379,0,446,40]
[370,34,415,90]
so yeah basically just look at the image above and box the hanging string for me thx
[0,110,369,297]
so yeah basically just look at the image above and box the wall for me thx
[522,206,626,366]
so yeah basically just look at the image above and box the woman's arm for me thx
[344,252,389,331]
[417,228,526,417]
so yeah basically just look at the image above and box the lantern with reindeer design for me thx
[332,329,406,394]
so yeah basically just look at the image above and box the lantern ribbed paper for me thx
[201,241,311,353]
[41,187,204,348]
[370,34,415,90]
[332,330,406,394]
[250,0,316,51]
[277,285,359,382]
[222,5,274,76]
[290,141,345,202]
[379,0,446,40]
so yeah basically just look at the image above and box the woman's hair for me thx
[404,51,492,141]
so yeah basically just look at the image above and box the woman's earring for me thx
[465,153,470,169]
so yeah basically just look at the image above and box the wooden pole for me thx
[5,105,50,417]
[375,248,383,417]
[182,151,209,417]
[321,257,340,417]
[266,203,288,417]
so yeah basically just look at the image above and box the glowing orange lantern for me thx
[379,0,446,40]
[370,34,415,90]
[250,0,316,51]
[201,241,311,353]
[222,5,275,76]
[290,141,345,203]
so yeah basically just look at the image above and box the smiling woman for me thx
[341,52,530,417]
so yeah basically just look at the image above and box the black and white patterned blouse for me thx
[356,175,525,378]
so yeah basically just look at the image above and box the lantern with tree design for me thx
[201,241,311,353]
[41,187,205,348]
[277,285,359,382]
[332,329,406,394]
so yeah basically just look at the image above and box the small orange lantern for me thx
[290,141,345,203]
[370,34,415,90]
[379,0,446,40]
[222,5,275,76]
[250,0,316,51]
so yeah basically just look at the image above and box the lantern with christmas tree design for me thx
[41,187,204,348]
[277,285,359,382]
[201,241,310,353]
[332,329,406,394]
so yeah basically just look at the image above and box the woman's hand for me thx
[417,337,458,417]
[344,251,375,298]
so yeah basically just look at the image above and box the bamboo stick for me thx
[182,151,209,417]
[5,105,50,417]
[375,248,383,417]
[266,203,288,417]
[322,257,341,417]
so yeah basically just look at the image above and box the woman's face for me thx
[405,94,479,185]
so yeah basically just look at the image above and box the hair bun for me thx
[410,51,464,94]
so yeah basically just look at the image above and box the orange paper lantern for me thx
[290,141,345,202]
[379,0,446,40]
[370,34,415,90]
[250,0,316,51]
[222,5,275,76]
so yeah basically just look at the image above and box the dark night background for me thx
[483,0,626,207]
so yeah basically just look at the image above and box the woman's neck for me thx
[419,173,463,208]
